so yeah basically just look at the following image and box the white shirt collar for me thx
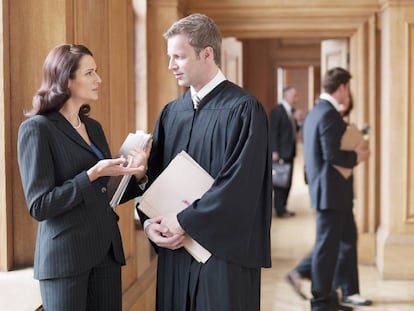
[190,70,226,105]
[320,93,341,111]
[281,100,293,115]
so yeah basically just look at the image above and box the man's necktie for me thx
[192,94,200,109]
[290,108,297,138]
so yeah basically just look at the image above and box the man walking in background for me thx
[302,67,369,311]
[270,85,303,217]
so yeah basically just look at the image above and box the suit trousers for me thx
[273,160,294,216]
[39,246,122,311]
[310,209,354,311]
[295,210,359,298]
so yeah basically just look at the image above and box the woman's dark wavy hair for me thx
[342,92,354,117]
[26,44,93,116]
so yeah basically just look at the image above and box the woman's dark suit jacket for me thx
[18,111,141,280]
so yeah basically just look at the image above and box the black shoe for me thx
[337,304,354,311]
[284,271,307,300]
[342,295,373,306]
[277,211,296,218]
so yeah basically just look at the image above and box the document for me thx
[108,130,151,209]
[137,151,214,263]
[333,123,364,178]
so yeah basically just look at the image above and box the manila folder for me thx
[107,130,151,209]
[138,151,214,263]
[333,123,364,179]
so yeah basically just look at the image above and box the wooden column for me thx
[377,0,414,279]
[147,0,182,131]
[349,14,379,265]
[4,0,69,270]
[0,0,11,271]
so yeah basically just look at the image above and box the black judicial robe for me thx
[140,80,272,311]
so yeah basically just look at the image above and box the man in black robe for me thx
[138,13,272,311]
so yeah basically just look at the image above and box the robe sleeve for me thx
[135,105,168,244]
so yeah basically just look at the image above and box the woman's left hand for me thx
[127,139,152,180]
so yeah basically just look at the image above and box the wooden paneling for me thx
[72,0,139,292]
[242,39,273,114]
[406,20,414,223]
[8,0,68,268]
[242,38,320,116]
[3,0,158,303]
[189,0,380,39]
[0,0,11,271]
[321,39,349,73]
[348,16,379,264]
[221,38,243,87]
[283,67,310,116]
[147,0,181,131]
[376,2,414,278]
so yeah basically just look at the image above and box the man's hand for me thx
[355,141,370,163]
[293,108,305,123]
[144,215,185,250]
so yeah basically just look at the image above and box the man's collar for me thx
[190,70,226,100]
[281,100,293,113]
[320,93,341,111]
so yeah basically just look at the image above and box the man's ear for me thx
[203,46,214,61]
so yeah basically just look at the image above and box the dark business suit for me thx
[18,112,141,310]
[270,103,298,216]
[295,205,360,296]
[302,99,358,311]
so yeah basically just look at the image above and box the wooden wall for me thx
[2,2,414,311]
[242,38,320,116]
[5,0,70,270]
[1,0,156,308]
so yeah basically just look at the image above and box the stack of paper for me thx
[138,151,214,263]
[108,130,151,209]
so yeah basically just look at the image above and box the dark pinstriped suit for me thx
[17,111,141,310]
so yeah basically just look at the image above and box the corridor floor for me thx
[261,151,414,311]
[1,150,414,310]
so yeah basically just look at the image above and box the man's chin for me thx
[177,80,190,88]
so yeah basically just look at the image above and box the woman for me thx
[17,44,150,311]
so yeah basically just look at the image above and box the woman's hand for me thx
[87,157,145,182]
[86,139,152,182]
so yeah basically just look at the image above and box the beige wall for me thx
[377,1,414,279]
